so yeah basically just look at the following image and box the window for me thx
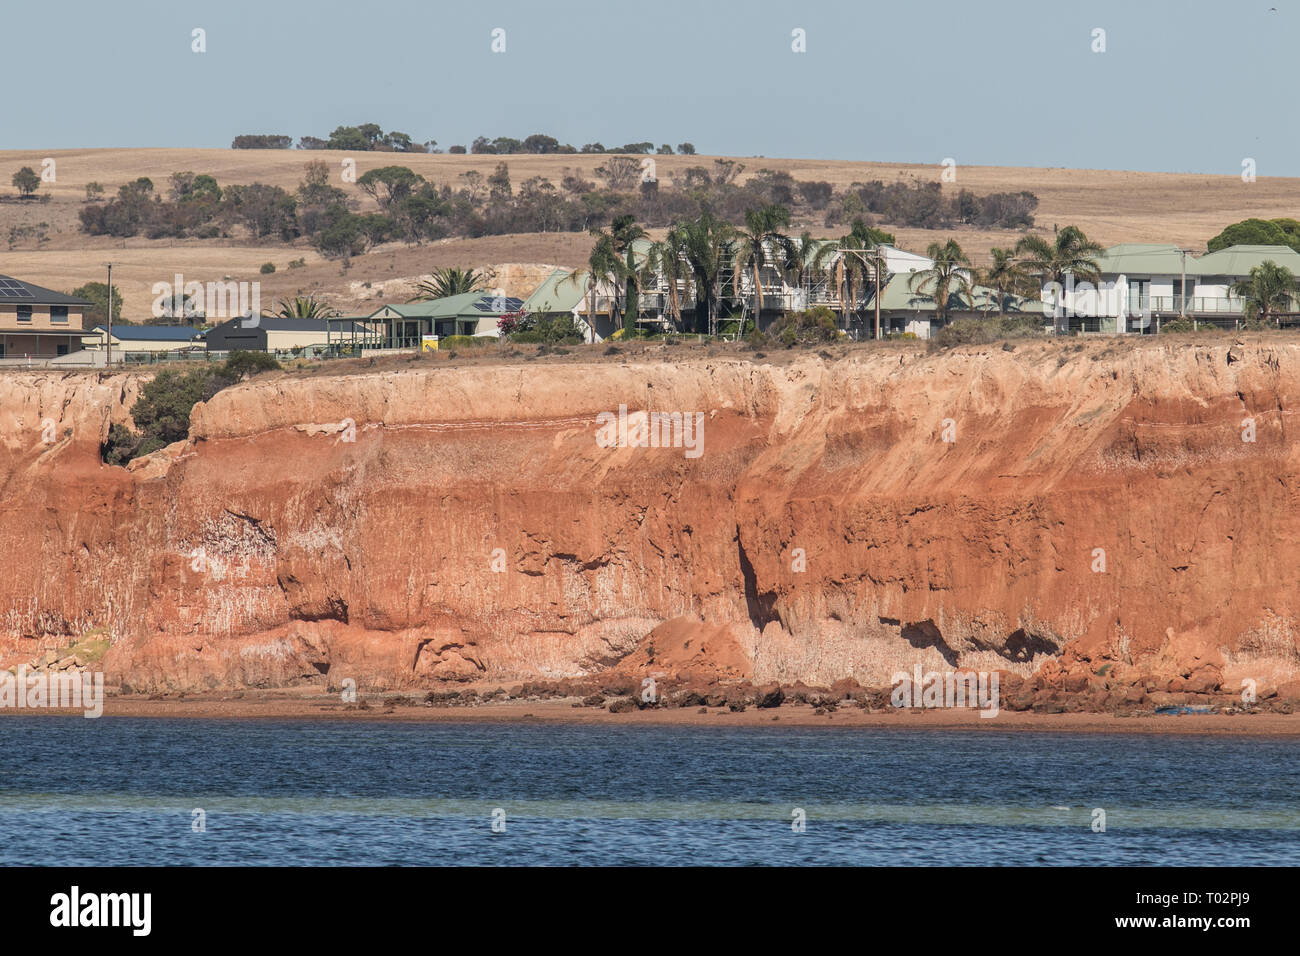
[51,306,68,324]
[56,344,69,356]
[17,306,32,323]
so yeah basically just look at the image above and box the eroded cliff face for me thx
[2,339,1298,702]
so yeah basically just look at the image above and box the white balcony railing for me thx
[1139,295,1245,314]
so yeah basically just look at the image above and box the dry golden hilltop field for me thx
[1,147,1297,318]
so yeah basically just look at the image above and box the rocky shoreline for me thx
[7,685,1300,735]
[407,670,1300,718]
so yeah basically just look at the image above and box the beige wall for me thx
[81,335,195,352]
[265,329,333,350]
[0,331,85,359]
[0,302,85,332]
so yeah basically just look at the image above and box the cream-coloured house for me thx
[81,325,203,353]
[0,275,91,359]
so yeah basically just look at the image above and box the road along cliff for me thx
[2,338,1298,712]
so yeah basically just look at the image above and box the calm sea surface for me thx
[1,718,1297,865]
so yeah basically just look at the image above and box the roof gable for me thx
[523,269,588,313]
[1092,244,1189,276]
[1195,244,1300,275]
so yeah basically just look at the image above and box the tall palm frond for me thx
[590,214,648,333]
[675,211,736,335]
[409,266,489,301]
[812,218,889,330]
[1014,225,1104,331]
[274,295,340,319]
[1230,260,1299,326]
[907,239,973,321]
[732,203,794,321]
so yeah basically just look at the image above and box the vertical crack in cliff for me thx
[736,528,778,630]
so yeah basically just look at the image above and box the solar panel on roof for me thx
[473,297,523,312]
[0,279,34,298]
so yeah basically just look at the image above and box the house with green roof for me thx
[354,292,527,349]
[1193,245,1300,315]
[869,273,1043,338]
[521,268,626,342]
[522,268,591,320]
[1047,242,1300,333]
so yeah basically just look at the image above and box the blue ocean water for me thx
[0,718,1296,865]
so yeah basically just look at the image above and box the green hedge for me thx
[718,319,756,336]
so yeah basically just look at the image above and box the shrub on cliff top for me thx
[767,306,840,347]
[929,314,1044,349]
[224,350,281,377]
[1158,316,1195,334]
[508,313,581,344]
[102,354,280,465]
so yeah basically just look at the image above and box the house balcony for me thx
[1137,295,1244,314]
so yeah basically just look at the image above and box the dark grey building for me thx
[204,316,337,353]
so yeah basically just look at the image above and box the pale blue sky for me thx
[6,0,1295,174]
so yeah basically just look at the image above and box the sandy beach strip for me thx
[2,691,1298,735]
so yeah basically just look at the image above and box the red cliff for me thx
[2,338,1298,708]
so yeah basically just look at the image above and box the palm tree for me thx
[908,239,973,322]
[274,295,340,319]
[646,231,689,331]
[782,231,821,301]
[676,211,736,335]
[981,247,1025,316]
[409,266,488,301]
[1015,225,1104,332]
[590,214,647,334]
[563,234,623,342]
[1230,260,1299,327]
[813,219,891,330]
[665,226,692,331]
[732,204,794,323]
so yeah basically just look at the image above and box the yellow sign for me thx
[421,335,439,351]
